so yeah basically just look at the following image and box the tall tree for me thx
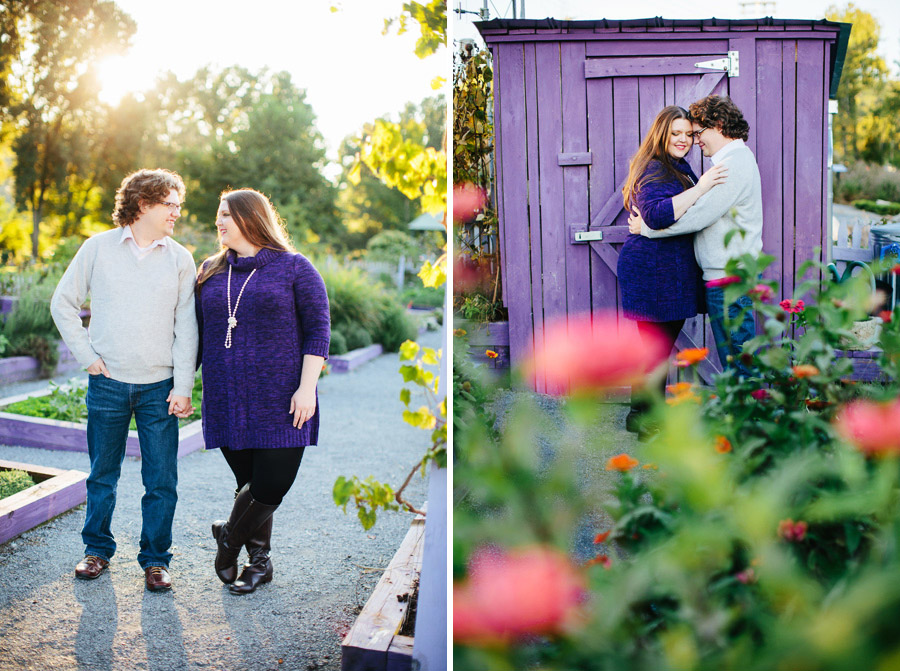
[826,3,889,162]
[6,0,135,258]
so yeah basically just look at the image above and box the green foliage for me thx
[455,293,506,323]
[851,199,900,216]
[0,470,36,500]
[383,1,447,59]
[834,162,900,203]
[454,254,900,669]
[333,475,400,531]
[400,284,444,308]
[321,264,415,353]
[328,329,348,356]
[366,230,422,264]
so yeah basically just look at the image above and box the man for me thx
[50,168,198,591]
[629,95,763,373]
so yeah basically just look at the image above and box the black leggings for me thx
[220,446,306,506]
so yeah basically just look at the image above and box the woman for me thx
[196,188,330,594]
[617,105,726,435]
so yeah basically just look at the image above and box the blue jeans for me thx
[706,286,756,377]
[83,375,179,568]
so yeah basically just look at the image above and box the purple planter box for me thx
[0,340,82,385]
[0,458,88,545]
[464,321,511,369]
[0,388,205,459]
[331,344,384,373]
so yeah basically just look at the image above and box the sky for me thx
[452,0,900,76]
[99,0,446,176]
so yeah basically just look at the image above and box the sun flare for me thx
[95,56,141,105]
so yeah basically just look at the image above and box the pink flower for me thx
[453,183,487,224]
[524,312,669,395]
[835,400,900,456]
[779,299,805,313]
[453,546,586,645]
[749,284,774,302]
[750,389,770,400]
[778,519,808,542]
[736,568,756,584]
[705,275,742,288]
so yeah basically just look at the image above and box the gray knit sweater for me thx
[50,228,199,397]
[641,142,763,281]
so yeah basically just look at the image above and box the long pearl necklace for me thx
[225,264,257,349]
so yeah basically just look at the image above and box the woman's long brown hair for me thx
[197,189,296,288]
[622,106,695,212]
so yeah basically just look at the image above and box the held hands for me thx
[697,163,728,193]
[167,393,193,419]
[87,357,111,377]
[289,386,317,429]
[628,207,646,235]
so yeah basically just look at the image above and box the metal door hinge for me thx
[694,51,739,77]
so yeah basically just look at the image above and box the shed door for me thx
[576,54,734,377]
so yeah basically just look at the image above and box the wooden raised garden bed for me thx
[0,459,88,545]
[331,344,384,374]
[0,387,205,459]
[341,512,426,671]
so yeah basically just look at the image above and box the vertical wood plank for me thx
[782,40,797,300]
[492,46,507,309]
[586,75,618,324]
[612,77,640,231]
[561,42,591,327]
[795,40,826,286]
[638,76,665,142]
[756,40,784,289]
[536,42,567,395]
[496,43,533,383]
[728,38,758,155]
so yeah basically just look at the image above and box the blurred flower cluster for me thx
[454,253,900,670]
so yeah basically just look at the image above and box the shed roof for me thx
[476,16,850,98]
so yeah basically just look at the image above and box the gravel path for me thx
[0,329,440,671]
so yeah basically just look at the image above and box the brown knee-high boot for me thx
[211,484,278,584]
[229,514,274,594]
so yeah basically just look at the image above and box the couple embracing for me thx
[50,169,330,593]
[617,95,763,435]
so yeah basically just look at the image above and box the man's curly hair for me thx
[689,95,749,141]
[112,169,186,227]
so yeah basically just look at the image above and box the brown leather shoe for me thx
[144,566,172,591]
[75,555,109,580]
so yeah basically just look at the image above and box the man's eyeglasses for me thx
[158,201,183,212]
[693,127,711,140]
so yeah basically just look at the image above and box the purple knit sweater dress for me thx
[617,158,705,322]
[196,248,331,450]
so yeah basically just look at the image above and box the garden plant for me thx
[454,252,900,670]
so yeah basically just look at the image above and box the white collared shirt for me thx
[121,225,168,260]
[711,138,745,165]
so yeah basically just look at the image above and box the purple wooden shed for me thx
[475,17,849,391]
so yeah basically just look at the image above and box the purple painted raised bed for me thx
[331,344,384,373]
[0,458,88,545]
[0,340,81,385]
[0,389,205,459]
[477,17,849,391]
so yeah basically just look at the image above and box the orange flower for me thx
[714,436,732,453]
[642,463,658,470]
[674,347,709,367]
[523,312,669,394]
[606,454,639,471]
[666,381,699,405]
[485,350,499,359]
[835,399,900,456]
[792,364,819,379]
[805,398,830,410]
[586,554,612,569]
[453,546,586,645]
[454,329,467,337]
[593,531,611,544]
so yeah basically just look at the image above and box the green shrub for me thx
[835,162,900,204]
[320,264,416,352]
[400,284,444,308]
[366,229,422,263]
[329,329,348,355]
[344,322,374,350]
[378,302,418,352]
[0,469,36,499]
[851,199,900,216]
[6,334,59,376]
